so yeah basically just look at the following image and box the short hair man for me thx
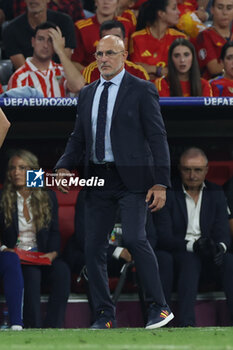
[55,34,173,329]
[3,0,76,70]
[7,22,85,97]
[155,147,233,326]
[71,0,135,71]
[82,19,149,83]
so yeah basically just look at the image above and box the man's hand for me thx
[119,248,132,262]
[56,168,71,193]
[48,26,65,56]
[146,185,166,212]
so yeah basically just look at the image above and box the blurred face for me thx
[160,0,180,26]
[8,156,29,189]
[211,0,233,28]
[25,0,49,15]
[223,46,233,79]
[32,29,54,61]
[96,35,127,80]
[179,155,208,190]
[95,0,118,17]
[172,45,193,78]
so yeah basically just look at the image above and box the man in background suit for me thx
[55,34,173,329]
[155,147,233,326]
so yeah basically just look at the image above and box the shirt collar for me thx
[100,68,125,87]
[182,182,206,196]
[16,191,31,202]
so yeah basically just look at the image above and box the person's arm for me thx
[10,54,25,70]
[0,108,10,147]
[206,59,224,77]
[49,26,85,93]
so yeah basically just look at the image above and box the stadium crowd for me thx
[0,0,233,330]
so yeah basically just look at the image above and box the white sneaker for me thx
[11,325,23,331]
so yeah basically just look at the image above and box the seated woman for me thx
[193,0,233,80]
[0,149,70,328]
[156,38,212,96]
[129,0,187,81]
[210,41,233,96]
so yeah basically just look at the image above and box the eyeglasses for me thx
[94,50,124,59]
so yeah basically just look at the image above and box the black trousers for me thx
[22,259,70,328]
[84,165,166,320]
[173,251,233,326]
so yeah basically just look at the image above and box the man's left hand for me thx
[146,185,166,212]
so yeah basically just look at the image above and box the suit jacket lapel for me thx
[176,188,188,227]
[200,186,210,234]
[112,71,132,122]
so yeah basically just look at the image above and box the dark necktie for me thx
[95,81,112,162]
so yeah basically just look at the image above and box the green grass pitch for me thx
[0,327,233,350]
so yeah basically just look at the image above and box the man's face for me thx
[95,0,118,17]
[179,154,208,190]
[25,0,49,15]
[32,29,54,61]
[96,35,127,80]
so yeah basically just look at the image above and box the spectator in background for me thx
[83,20,149,83]
[155,147,233,326]
[193,0,233,80]
[71,0,135,71]
[0,0,85,22]
[116,0,137,27]
[7,22,85,97]
[47,0,85,22]
[210,41,233,96]
[0,109,23,331]
[0,108,10,147]
[223,175,233,238]
[2,0,76,70]
[156,38,212,96]
[176,0,207,38]
[129,0,187,81]
[0,149,70,328]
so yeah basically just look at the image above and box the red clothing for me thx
[48,0,85,22]
[210,76,233,96]
[12,0,26,17]
[132,0,147,10]
[129,27,186,69]
[8,57,67,97]
[193,27,233,80]
[178,0,197,15]
[82,60,149,84]
[121,9,137,29]
[156,76,212,97]
[0,84,3,94]
[72,15,135,67]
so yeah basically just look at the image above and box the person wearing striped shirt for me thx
[7,21,85,97]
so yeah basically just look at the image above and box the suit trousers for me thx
[0,251,23,326]
[174,251,233,326]
[85,164,166,320]
[22,258,70,328]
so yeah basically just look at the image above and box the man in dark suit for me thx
[155,147,233,326]
[55,34,173,329]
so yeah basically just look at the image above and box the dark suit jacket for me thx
[55,71,171,192]
[155,179,231,252]
[0,190,60,253]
